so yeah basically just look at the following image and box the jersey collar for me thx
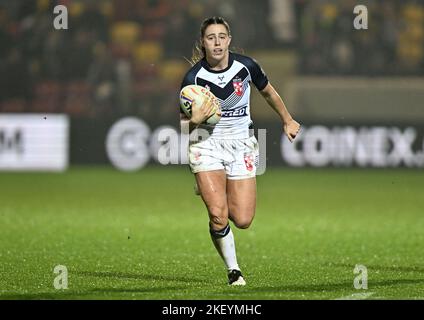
[201,52,234,74]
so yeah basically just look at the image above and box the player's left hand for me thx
[283,119,301,142]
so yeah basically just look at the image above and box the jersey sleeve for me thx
[181,71,195,89]
[179,73,192,114]
[179,67,197,114]
[247,57,269,91]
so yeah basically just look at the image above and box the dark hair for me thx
[189,16,231,65]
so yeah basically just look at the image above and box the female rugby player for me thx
[180,17,300,285]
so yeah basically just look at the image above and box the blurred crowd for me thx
[0,0,423,118]
[297,0,424,75]
[0,0,272,119]
[0,0,201,118]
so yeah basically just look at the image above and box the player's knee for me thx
[208,205,228,228]
[233,216,253,229]
[210,215,228,229]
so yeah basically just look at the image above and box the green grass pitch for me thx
[0,166,423,300]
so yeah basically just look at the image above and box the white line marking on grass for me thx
[335,292,375,300]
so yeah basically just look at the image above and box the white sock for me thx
[210,224,240,271]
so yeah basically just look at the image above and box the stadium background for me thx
[1,0,424,300]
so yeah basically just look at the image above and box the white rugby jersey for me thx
[180,52,269,139]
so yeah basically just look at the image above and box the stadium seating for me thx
[31,81,63,113]
[1,0,423,119]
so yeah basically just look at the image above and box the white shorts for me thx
[189,136,259,180]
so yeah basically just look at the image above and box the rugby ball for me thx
[179,85,221,125]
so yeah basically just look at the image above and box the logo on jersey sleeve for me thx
[233,77,243,96]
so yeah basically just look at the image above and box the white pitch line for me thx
[334,292,375,300]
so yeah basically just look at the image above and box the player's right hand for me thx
[190,95,216,125]
[284,118,301,142]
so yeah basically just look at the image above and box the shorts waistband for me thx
[191,122,255,140]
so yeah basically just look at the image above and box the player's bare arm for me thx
[260,83,301,142]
